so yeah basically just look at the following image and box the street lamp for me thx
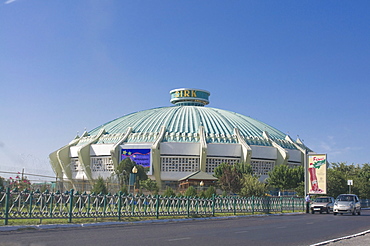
[199,180,204,193]
[132,166,138,196]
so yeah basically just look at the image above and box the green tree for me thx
[140,178,159,194]
[219,166,242,194]
[115,158,133,187]
[91,176,108,194]
[120,185,128,194]
[213,163,229,179]
[266,164,303,192]
[135,165,148,184]
[356,164,370,198]
[326,166,347,197]
[239,174,267,197]
[234,162,253,175]
[204,186,216,198]
[115,158,148,189]
[163,186,176,197]
[0,176,4,189]
[214,162,252,179]
[214,162,252,194]
[291,166,304,188]
[294,181,305,197]
[199,190,206,198]
[184,186,197,197]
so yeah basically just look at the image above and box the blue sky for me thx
[1,1,369,181]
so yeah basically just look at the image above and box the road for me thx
[1,211,370,246]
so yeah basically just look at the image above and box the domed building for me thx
[49,88,311,190]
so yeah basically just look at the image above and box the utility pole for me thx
[304,150,308,195]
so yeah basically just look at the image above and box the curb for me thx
[310,229,370,246]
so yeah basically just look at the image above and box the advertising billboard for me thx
[120,148,152,175]
[307,154,327,194]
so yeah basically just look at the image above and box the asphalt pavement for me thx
[1,212,370,246]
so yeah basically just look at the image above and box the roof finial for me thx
[170,88,210,106]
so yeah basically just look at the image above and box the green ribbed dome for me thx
[84,105,295,148]
[74,88,300,149]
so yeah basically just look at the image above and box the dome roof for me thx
[75,88,300,149]
[82,106,296,149]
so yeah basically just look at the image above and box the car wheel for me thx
[333,212,337,215]
[320,210,323,214]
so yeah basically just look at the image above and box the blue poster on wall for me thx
[121,148,152,175]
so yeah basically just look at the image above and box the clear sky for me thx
[1,1,369,181]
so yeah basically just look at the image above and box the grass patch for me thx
[1,210,303,227]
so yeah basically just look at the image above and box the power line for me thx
[0,170,56,179]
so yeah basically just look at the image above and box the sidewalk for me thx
[312,230,370,246]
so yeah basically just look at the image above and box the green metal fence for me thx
[0,188,305,225]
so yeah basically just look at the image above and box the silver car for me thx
[310,196,335,214]
[333,194,361,215]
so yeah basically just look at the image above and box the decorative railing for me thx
[0,188,305,225]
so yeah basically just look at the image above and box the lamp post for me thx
[199,180,204,194]
[132,166,138,196]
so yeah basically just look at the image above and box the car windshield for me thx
[337,195,354,201]
[315,198,330,203]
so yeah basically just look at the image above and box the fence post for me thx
[212,194,215,216]
[187,196,190,218]
[28,191,33,218]
[131,194,135,216]
[233,196,236,215]
[49,193,54,218]
[252,196,254,215]
[68,189,74,223]
[87,193,91,218]
[280,196,283,213]
[156,195,160,219]
[267,196,270,214]
[104,194,107,217]
[292,197,294,212]
[4,187,10,225]
[196,196,199,215]
[118,191,122,221]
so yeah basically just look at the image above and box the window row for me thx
[91,157,114,172]
[161,157,200,172]
[251,159,276,175]
[205,158,240,173]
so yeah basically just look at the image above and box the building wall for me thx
[59,140,304,187]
